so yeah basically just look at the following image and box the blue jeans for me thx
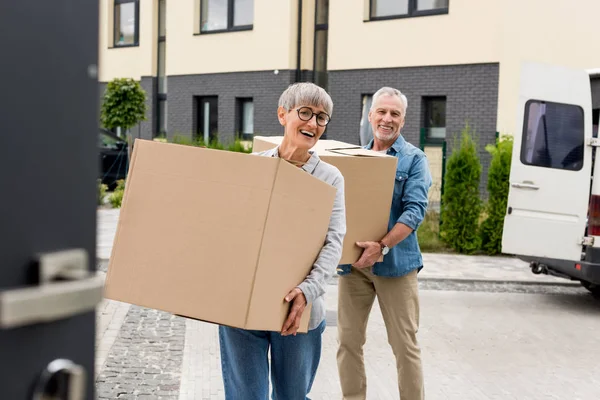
[218,320,326,400]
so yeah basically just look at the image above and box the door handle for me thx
[510,182,540,190]
[0,249,103,330]
[33,359,86,400]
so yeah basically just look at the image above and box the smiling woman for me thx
[275,88,332,163]
[217,82,347,400]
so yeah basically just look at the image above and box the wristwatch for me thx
[378,241,390,256]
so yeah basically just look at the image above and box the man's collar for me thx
[365,134,405,153]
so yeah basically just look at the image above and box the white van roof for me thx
[586,68,600,78]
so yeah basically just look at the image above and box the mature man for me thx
[336,87,432,400]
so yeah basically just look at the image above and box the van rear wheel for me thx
[581,281,600,298]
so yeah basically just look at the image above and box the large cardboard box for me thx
[104,139,337,333]
[252,136,397,265]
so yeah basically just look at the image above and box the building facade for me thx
[98,0,600,199]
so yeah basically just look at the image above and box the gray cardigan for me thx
[256,147,347,330]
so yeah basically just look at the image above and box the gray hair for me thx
[278,82,334,116]
[370,87,408,115]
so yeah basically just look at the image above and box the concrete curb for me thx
[97,258,581,287]
[416,277,581,287]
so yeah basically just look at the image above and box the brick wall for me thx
[326,63,500,196]
[104,64,499,196]
[167,70,303,143]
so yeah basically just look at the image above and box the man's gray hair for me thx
[278,82,334,116]
[370,87,408,115]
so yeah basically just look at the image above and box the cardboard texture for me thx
[253,136,397,264]
[104,139,337,333]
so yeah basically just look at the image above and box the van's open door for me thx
[502,62,593,262]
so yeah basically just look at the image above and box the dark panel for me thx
[0,1,98,398]
[591,78,600,109]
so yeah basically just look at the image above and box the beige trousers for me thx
[336,268,424,400]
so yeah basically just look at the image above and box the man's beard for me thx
[374,129,399,142]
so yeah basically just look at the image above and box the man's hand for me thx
[281,288,307,336]
[352,241,381,269]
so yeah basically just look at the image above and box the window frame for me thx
[236,97,254,141]
[359,94,374,146]
[199,0,254,35]
[313,0,329,90]
[422,96,447,142]
[113,0,140,48]
[368,0,449,22]
[520,99,585,172]
[195,96,219,143]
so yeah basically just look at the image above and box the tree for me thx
[440,124,482,254]
[480,135,513,255]
[100,78,147,164]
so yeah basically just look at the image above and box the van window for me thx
[521,100,584,171]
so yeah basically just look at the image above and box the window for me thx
[521,100,584,171]
[313,0,329,89]
[201,0,254,33]
[370,0,448,20]
[314,31,328,89]
[158,98,168,135]
[195,96,219,144]
[593,109,599,138]
[359,95,374,146]
[114,0,139,47]
[155,0,167,137]
[236,98,254,141]
[423,96,446,139]
[158,18,167,94]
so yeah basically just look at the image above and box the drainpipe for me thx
[295,0,303,82]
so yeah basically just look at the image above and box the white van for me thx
[502,62,600,296]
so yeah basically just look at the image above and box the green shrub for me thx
[109,179,126,208]
[100,78,147,131]
[98,180,108,206]
[171,135,204,147]
[480,135,513,255]
[171,135,252,153]
[440,124,482,254]
[227,139,252,153]
[417,212,451,253]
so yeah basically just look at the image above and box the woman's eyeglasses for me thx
[296,107,331,127]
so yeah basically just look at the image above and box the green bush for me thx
[98,180,108,206]
[480,135,513,255]
[417,212,451,253]
[100,78,147,131]
[171,135,252,153]
[440,124,482,254]
[109,179,126,208]
[226,139,252,153]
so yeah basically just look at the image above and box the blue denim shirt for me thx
[337,135,432,277]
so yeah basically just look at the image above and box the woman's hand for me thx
[281,288,307,336]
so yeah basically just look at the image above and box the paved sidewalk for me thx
[97,209,572,285]
[95,209,599,400]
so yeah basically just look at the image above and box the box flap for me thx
[252,136,394,158]
[323,147,393,158]
[104,140,279,329]
[245,159,337,332]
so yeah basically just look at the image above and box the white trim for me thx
[586,68,600,78]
